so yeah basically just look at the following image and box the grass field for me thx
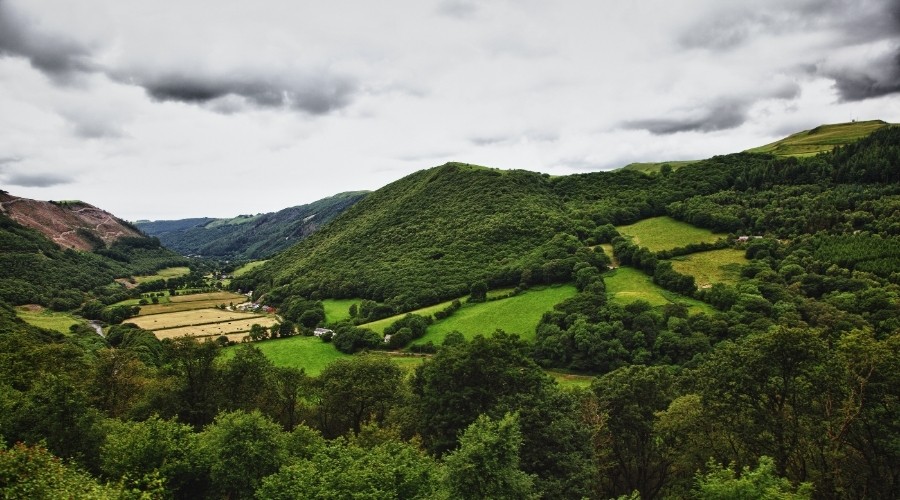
[598,244,616,266]
[746,120,890,157]
[233,260,268,277]
[133,266,191,284]
[414,285,578,345]
[616,216,725,252]
[128,309,265,330]
[322,298,360,324]
[220,336,348,376]
[669,248,747,287]
[169,291,243,303]
[360,298,461,334]
[16,306,82,334]
[546,370,594,389]
[605,267,714,314]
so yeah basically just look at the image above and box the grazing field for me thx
[669,248,748,287]
[360,299,461,334]
[747,120,890,157]
[154,317,278,340]
[605,267,714,314]
[414,285,578,345]
[133,266,191,284]
[16,306,82,334]
[233,260,268,277]
[616,216,725,252]
[169,291,243,303]
[322,298,360,324]
[221,336,348,376]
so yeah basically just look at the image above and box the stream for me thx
[88,320,105,337]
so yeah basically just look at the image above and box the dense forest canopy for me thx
[1,125,898,498]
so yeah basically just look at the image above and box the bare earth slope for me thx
[0,192,142,251]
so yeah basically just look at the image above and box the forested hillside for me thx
[0,201,189,309]
[1,124,898,499]
[136,191,367,259]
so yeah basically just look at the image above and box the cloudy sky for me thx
[1,0,899,220]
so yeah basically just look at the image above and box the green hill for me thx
[619,160,698,174]
[135,191,368,259]
[235,125,900,316]
[746,120,892,157]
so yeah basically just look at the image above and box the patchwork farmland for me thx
[125,291,278,342]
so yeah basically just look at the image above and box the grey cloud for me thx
[137,72,359,115]
[0,0,95,79]
[824,50,900,101]
[680,0,900,51]
[624,83,800,135]
[437,0,478,19]
[3,171,73,188]
[0,156,23,167]
[469,131,559,146]
[623,99,752,135]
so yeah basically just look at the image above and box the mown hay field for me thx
[128,308,262,330]
[616,216,725,252]
[154,316,278,340]
[132,266,191,284]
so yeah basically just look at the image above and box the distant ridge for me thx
[0,192,143,251]
[135,191,368,260]
[746,120,892,157]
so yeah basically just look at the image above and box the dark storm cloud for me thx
[3,171,73,188]
[136,72,359,114]
[624,83,801,135]
[0,0,95,79]
[825,51,900,101]
[623,99,752,135]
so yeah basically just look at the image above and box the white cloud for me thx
[0,0,898,220]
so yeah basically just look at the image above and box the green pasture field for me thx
[669,248,748,287]
[598,244,615,266]
[132,292,246,315]
[16,306,82,334]
[414,284,578,345]
[233,260,268,277]
[746,120,891,157]
[221,336,347,376]
[604,267,714,315]
[322,298,360,324]
[616,216,725,252]
[360,299,461,334]
[132,266,191,284]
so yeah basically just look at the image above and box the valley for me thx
[1,122,899,499]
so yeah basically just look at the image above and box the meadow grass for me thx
[220,335,347,376]
[414,284,578,345]
[360,298,461,334]
[233,260,269,277]
[128,309,264,330]
[546,370,595,389]
[16,306,81,334]
[133,266,191,284]
[620,160,698,174]
[747,120,890,157]
[669,248,747,287]
[154,317,279,339]
[322,298,360,324]
[616,216,725,252]
[604,267,714,315]
[598,244,615,265]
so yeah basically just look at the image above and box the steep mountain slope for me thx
[136,191,368,259]
[0,192,143,251]
[0,191,188,308]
